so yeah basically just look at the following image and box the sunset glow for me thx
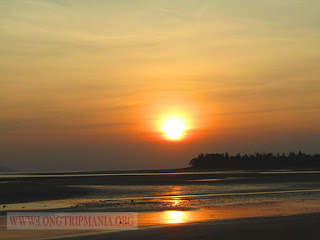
[1,2,320,239]
[162,118,187,141]
[1,0,320,171]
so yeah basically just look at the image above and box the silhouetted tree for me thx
[189,151,320,170]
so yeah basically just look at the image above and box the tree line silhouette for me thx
[189,151,320,169]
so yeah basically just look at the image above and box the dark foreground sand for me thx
[50,213,320,240]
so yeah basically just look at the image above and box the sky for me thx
[1,0,320,171]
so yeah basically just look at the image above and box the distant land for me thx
[2,151,320,174]
[189,151,320,170]
[0,166,16,173]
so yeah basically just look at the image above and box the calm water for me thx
[1,170,320,178]
[2,169,320,211]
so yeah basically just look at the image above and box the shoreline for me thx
[2,198,320,240]
[2,169,320,205]
[47,212,320,240]
[2,169,320,239]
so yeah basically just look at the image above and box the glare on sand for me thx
[162,118,187,140]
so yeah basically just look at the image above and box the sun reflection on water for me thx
[165,210,187,224]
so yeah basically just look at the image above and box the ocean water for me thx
[2,169,320,212]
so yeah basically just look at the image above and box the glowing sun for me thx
[162,118,187,140]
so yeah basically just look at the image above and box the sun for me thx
[162,118,187,140]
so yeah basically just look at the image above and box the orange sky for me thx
[1,0,320,171]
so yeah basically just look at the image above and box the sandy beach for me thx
[50,212,320,240]
[1,169,320,239]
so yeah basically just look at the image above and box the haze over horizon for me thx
[1,0,320,172]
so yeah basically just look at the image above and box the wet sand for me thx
[1,169,320,239]
[54,212,320,240]
[1,198,320,240]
